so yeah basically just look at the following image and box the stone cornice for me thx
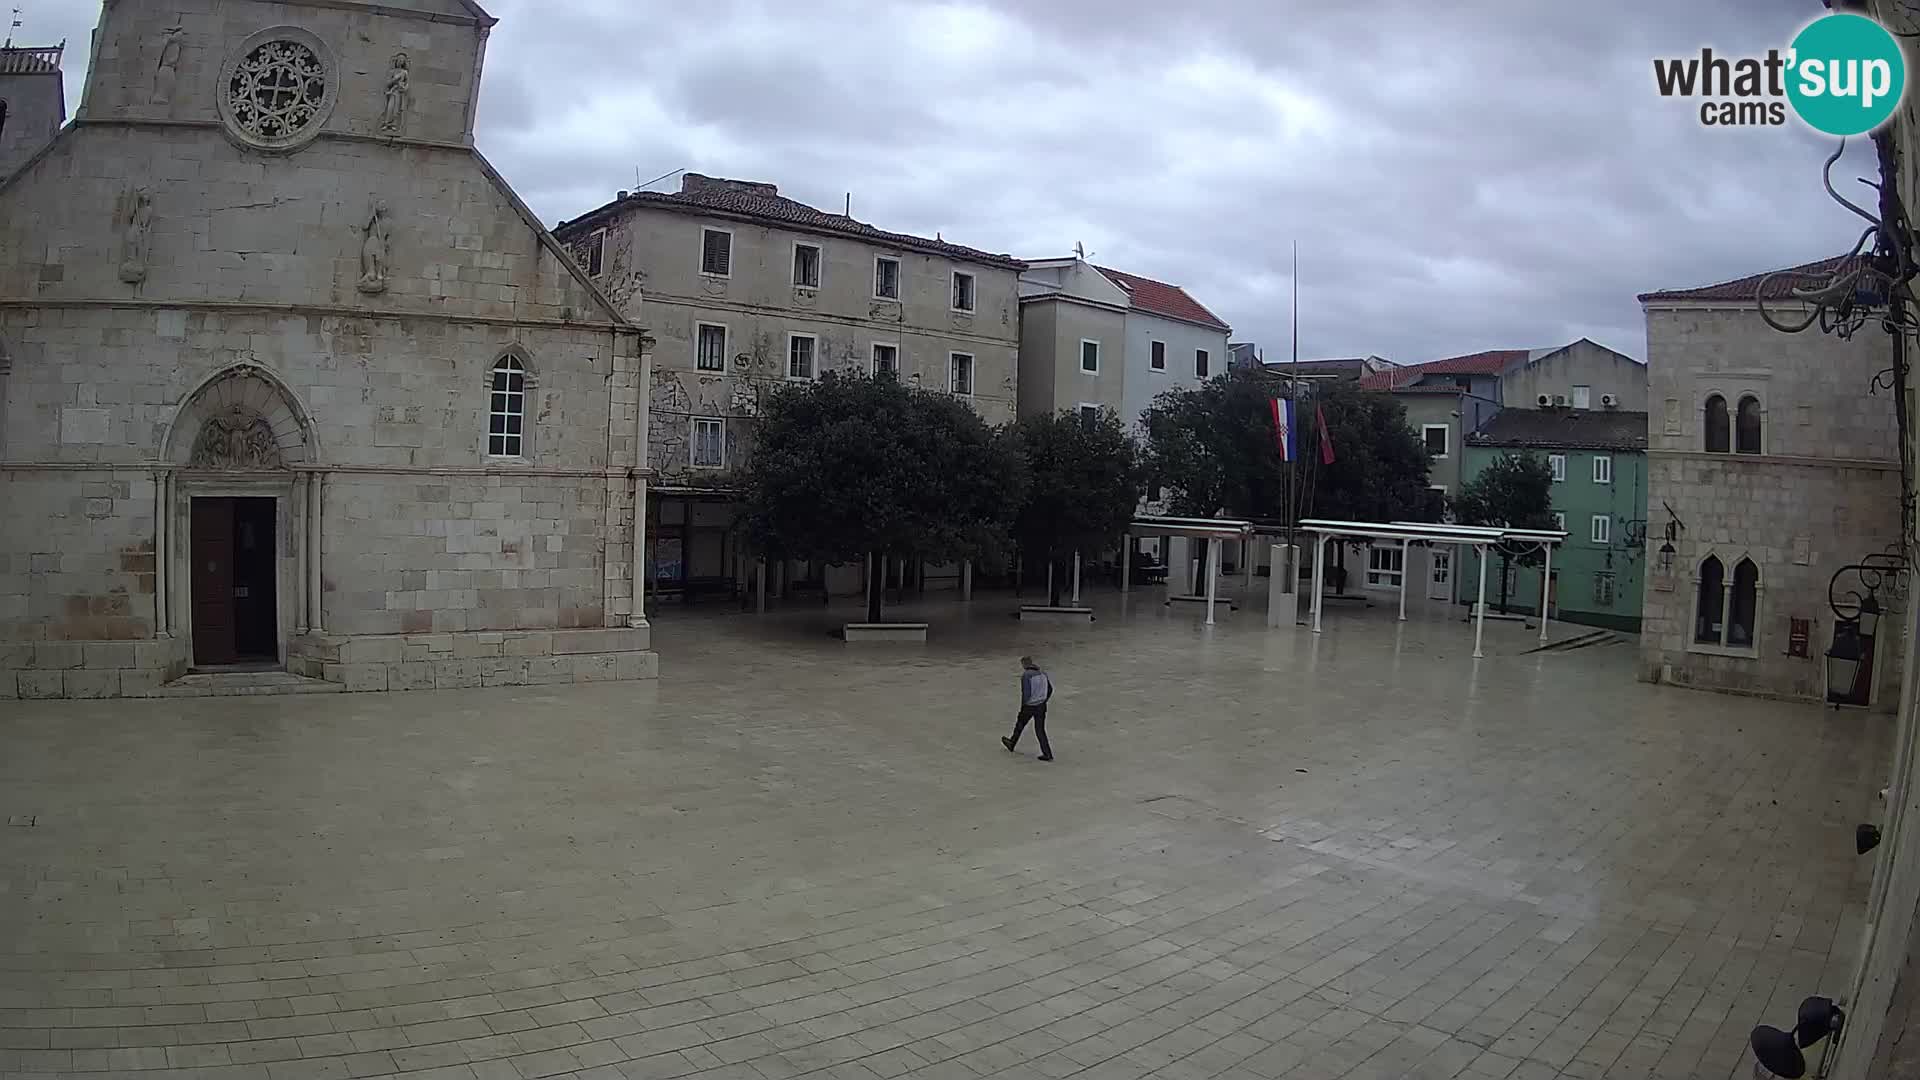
[1648,447,1899,471]
[0,298,643,337]
[0,462,659,479]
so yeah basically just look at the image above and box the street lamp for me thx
[1658,540,1675,575]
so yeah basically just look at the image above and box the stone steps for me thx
[149,671,345,697]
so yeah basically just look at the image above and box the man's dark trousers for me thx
[1010,703,1051,758]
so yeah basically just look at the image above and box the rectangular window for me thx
[1151,341,1166,371]
[695,323,727,373]
[1195,349,1210,378]
[1553,511,1567,532]
[1080,340,1100,374]
[1422,424,1449,458]
[1572,385,1591,410]
[874,256,901,300]
[1590,514,1611,545]
[1593,571,1615,606]
[577,229,605,277]
[951,271,975,312]
[691,418,725,469]
[788,334,816,380]
[950,352,974,396]
[872,343,898,378]
[1592,455,1612,484]
[1549,453,1566,482]
[700,228,732,277]
[792,242,821,288]
[1365,545,1404,587]
[1079,404,1100,431]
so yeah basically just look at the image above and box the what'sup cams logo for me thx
[1654,12,1907,135]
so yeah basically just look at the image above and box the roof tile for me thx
[555,174,1024,270]
[1637,254,1876,303]
[1467,409,1649,452]
[1092,266,1231,331]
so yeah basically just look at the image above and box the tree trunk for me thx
[1048,546,1063,606]
[866,552,883,623]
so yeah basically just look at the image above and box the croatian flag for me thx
[1271,397,1295,461]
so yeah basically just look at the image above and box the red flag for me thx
[1316,404,1335,465]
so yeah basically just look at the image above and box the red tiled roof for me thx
[555,175,1025,270]
[1637,255,1869,303]
[1092,266,1231,331]
[1357,349,1526,391]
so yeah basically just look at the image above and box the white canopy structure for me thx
[1123,516,1256,625]
[1300,519,1566,658]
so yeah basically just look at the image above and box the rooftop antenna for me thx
[844,192,850,216]
[635,166,686,192]
[4,8,21,49]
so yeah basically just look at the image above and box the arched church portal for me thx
[159,365,320,669]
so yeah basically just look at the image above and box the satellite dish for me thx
[1073,241,1086,260]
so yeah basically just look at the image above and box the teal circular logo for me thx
[1788,13,1907,135]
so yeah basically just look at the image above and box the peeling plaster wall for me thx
[589,204,1020,484]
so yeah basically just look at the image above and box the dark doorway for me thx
[191,497,279,667]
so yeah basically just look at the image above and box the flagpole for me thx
[1286,242,1300,560]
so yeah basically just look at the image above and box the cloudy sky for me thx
[33,0,1893,363]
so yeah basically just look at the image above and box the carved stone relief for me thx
[117,187,153,285]
[151,25,184,106]
[357,199,391,294]
[189,406,286,470]
[378,51,410,135]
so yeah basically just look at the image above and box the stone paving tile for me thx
[0,598,1890,1080]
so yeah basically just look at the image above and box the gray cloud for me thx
[46,0,1890,364]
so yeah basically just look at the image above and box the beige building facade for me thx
[553,174,1022,597]
[1017,255,1231,430]
[0,0,657,697]
[1637,270,1902,709]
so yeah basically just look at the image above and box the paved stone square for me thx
[0,593,1892,1080]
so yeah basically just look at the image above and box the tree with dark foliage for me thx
[738,373,1026,623]
[1011,408,1146,605]
[1454,451,1556,613]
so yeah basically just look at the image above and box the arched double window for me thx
[488,354,527,457]
[1735,395,1763,454]
[1704,394,1730,453]
[1694,554,1759,650]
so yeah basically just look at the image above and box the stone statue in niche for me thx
[151,25,184,106]
[189,406,285,470]
[117,187,154,285]
[357,199,391,294]
[378,51,409,134]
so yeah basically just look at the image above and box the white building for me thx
[1017,255,1231,429]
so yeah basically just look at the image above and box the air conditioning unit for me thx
[1552,394,1568,406]
[1536,394,1552,407]
[1600,393,1618,408]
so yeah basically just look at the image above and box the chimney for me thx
[616,190,628,200]
[681,173,778,198]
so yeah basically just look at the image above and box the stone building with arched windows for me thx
[0,0,658,697]
[1637,256,1903,706]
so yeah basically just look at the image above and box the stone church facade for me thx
[0,0,658,697]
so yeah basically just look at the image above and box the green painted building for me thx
[1457,409,1649,632]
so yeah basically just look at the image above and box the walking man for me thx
[1003,655,1054,761]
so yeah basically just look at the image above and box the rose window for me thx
[226,39,327,142]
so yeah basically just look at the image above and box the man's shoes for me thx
[1001,736,1016,752]
[1039,755,1054,762]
